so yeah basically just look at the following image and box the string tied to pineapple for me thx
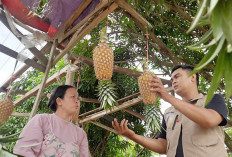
[76,68,81,92]
[145,26,150,66]
[106,0,111,28]
[6,59,18,98]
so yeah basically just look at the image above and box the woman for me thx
[13,85,89,157]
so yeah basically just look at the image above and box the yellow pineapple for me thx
[138,59,161,132]
[93,27,117,111]
[93,42,114,80]
[138,72,157,104]
[0,98,14,124]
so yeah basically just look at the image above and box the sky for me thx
[0,21,34,89]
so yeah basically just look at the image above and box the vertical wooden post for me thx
[29,40,57,119]
[65,68,76,86]
[66,62,80,123]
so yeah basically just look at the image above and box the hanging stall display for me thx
[138,31,162,132]
[93,26,118,111]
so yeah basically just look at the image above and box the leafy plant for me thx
[0,124,19,157]
[187,0,232,104]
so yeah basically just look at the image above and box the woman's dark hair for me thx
[48,85,74,112]
[171,65,199,86]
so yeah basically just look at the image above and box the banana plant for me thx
[187,0,232,104]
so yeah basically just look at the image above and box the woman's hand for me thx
[112,119,135,139]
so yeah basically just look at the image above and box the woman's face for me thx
[58,88,80,116]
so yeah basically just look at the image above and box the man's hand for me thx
[112,118,135,139]
[149,75,170,101]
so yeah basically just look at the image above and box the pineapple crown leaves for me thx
[99,26,108,43]
[142,58,149,72]
[96,80,118,111]
[144,104,162,133]
[0,124,20,144]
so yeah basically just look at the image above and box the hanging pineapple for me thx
[0,98,14,124]
[93,27,117,111]
[138,59,161,132]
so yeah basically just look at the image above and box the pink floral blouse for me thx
[13,114,89,157]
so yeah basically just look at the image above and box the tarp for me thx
[2,0,100,37]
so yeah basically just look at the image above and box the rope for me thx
[76,71,81,92]
[145,26,150,66]
[106,0,110,31]
[6,59,18,98]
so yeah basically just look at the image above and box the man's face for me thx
[171,68,192,96]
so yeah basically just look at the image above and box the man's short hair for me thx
[171,65,199,86]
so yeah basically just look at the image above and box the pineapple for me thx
[138,72,157,105]
[0,98,14,124]
[138,59,161,132]
[93,27,117,111]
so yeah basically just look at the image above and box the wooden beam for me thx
[115,0,152,29]
[79,97,142,124]
[90,121,118,134]
[61,0,109,42]
[9,89,26,95]
[79,107,102,118]
[71,53,171,85]
[123,108,146,121]
[0,43,53,93]
[53,2,119,65]
[118,92,140,104]
[55,0,93,40]
[29,40,57,119]
[80,97,100,104]
[0,12,48,65]
[11,112,30,117]
[0,44,46,72]
[13,63,69,106]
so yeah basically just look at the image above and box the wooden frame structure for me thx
[0,0,174,134]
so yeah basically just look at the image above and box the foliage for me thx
[0,123,19,156]
[187,0,232,104]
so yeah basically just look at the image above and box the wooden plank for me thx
[79,97,142,123]
[71,53,171,85]
[13,64,69,106]
[29,40,57,119]
[62,0,109,41]
[0,13,48,65]
[11,112,30,117]
[90,121,118,134]
[115,0,152,29]
[53,2,119,66]
[55,0,93,40]
[0,44,46,72]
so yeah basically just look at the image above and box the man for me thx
[112,65,228,157]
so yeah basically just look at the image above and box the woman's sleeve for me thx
[79,129,89,157]
[13,114,45,157]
